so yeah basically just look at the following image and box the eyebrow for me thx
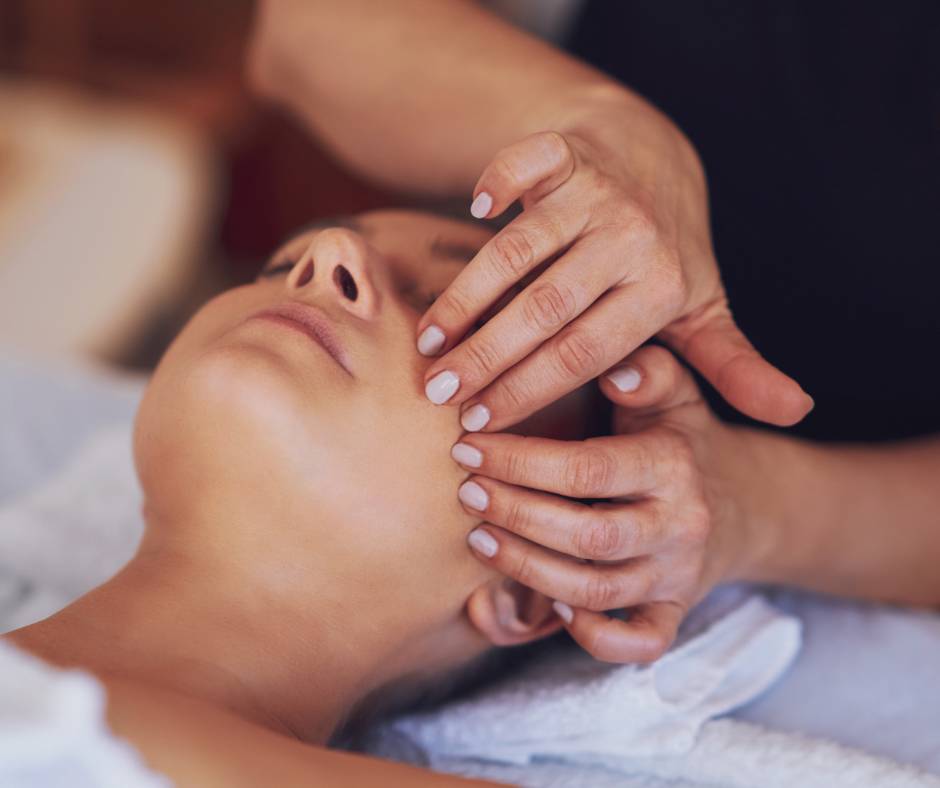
[430,238,479,265]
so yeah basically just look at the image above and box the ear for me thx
[466,577,564,646]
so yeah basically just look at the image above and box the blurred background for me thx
[0,0,580,369]
[0,0,395,368]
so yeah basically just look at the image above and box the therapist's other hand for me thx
[452,345,763,663]
[418,127,813,431]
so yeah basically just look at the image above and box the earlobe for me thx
[466,578,564,646]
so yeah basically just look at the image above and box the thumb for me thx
[664,305,813,427]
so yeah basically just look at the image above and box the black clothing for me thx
[568,1,940,441]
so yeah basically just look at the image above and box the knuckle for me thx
[634,630,671,664]
[501,439,532,482]
[437,284,476,323]
[565,445,616,497]
[489,229,537,279]
[461,335,504,379]
[583,168,618,199]
[493,374,535,414]
[511,550,536,588]
[523,280,578,331]
[581,572,619,611]
[554,329,603,379]
[492,155,522,188]
[680,499,712,548]
[663,431,696,478]
[584,628,609,661]
[539,130,573,164]
[578,514,623,560]
[650,256,688,315]
[625,199,659,242]
[505,497,536,539]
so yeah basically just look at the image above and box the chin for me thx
[135,340,326,511]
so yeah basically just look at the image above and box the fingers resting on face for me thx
[418,130,688,432]
[452,345,720,664]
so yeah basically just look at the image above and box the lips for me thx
[248,301,351,374]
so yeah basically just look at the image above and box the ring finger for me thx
[466,523,661,612]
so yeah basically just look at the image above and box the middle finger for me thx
[456,475,670,562]
[423,230,613,407]
[451,432,669,498]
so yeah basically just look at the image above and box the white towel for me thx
[3,353,940,786]
[395,719,940,788]
[0,639,168,788]
[374,592,800,767]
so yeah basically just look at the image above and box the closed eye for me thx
[257,261,295,280]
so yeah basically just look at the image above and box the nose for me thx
[286,228,381,319]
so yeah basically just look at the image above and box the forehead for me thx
[271,209,492,264]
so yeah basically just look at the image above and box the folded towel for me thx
[373,591,800,767]
[396,719,940,788]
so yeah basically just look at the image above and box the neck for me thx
[9,534,446,744]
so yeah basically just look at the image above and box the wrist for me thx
[551,83,706,193]
[714,426,801,584]
[726,427,831,586]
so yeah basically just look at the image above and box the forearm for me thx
[249,0,661,193]
[737,430,940,605]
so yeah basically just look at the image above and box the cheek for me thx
[321,397,481,588]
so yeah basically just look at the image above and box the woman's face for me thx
[134,210,499,629]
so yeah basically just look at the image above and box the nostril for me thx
[334,265,358,301]
[295,260,314,287]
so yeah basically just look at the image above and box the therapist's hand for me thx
[418,126,813,432]
[451,345,768,663]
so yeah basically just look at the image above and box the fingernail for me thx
[470,191,493,219]
[451,442,483,468]
[468,528,498,557]
[417,325,446,356]
[458,480,489,511]
[607,365,642,393]
[552,600,574,625]
[461,403,491,432]
[425,370,460,404]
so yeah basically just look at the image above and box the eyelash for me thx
[258,260,295,279]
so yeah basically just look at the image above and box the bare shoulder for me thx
[100,676,496,788]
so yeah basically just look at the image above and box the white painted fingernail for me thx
[468,528,498,557]
[461,403,491,432]
[470,191,493,219]
[553,601,574,625]
[425,370,460,404]
[451,442,483,468]
[417,325,446,356]
[607,365,642,393]
[458,480,489,511]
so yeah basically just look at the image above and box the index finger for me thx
[417,196,583,359]
[450,433,666,499]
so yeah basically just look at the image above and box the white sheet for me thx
[2,351,938,783]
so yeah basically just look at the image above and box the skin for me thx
[5,211,574,787]
[249,0,937,666]
[248,0,813,431]
[455,347,940,662]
